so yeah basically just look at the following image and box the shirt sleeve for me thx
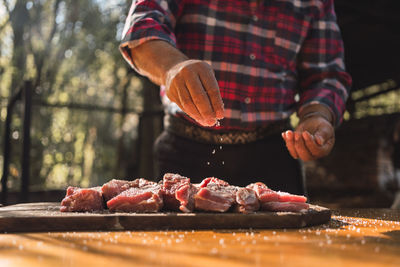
[297,0,352,127]
[119,0,184,73]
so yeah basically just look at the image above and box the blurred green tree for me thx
[0,0,162,193]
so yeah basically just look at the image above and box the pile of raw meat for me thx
[60,173,309,213]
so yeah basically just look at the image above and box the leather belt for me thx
[164,115,291,145]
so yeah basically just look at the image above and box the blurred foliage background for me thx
[0,0,164,193]
[0,0,399,201]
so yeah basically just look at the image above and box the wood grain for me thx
[0,202,330,232]
[0,209,399,267]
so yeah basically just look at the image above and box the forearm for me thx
[130,40,188,85]
[296,0,351,127]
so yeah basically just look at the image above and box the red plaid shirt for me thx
[120,0,352,130]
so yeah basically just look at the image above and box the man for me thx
[119,0,352,194]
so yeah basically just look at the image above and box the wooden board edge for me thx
[0,203,331,233]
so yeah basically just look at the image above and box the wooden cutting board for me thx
[0,202,331,233]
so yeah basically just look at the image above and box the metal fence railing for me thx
[1,80,164,205]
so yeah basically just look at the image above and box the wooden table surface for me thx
[0,209,399,267]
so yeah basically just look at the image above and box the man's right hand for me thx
[128,40,224,127]
[164,60,224,126]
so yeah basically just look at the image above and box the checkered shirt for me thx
[120,0,352,130]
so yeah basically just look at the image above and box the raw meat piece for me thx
[247,182,308,212]
[276,191,307,203]
[107,184,163,212]
[60,186,104,212]
[261,201,309,212]
[199,177,230,187]
[175,183,198,213]
[200,178,259,213]
[161,173,197,212]
[246,182,280,202]
[101,178,156,201]
[101,179,136,201]
[194,177,236,212]
[233,187,260,213]
[247,182,307,203]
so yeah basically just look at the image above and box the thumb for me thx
[314,133,324,146]
[314,128,332,146]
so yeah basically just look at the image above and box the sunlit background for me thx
[0,0,158,194]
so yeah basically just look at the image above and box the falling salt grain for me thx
[222,161,225,165]
[219,239,225,245]
[219,146,222,150]
[207,162,210,165]
[212,149,216,154]
[272,231,276,235]
[361,239,366,245]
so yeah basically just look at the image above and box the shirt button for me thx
[244,97,251,104]
[249,53,256,60]
[252,15,258,22]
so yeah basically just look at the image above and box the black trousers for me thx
[154,130,305,195]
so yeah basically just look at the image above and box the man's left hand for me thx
[282,115,335,161]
